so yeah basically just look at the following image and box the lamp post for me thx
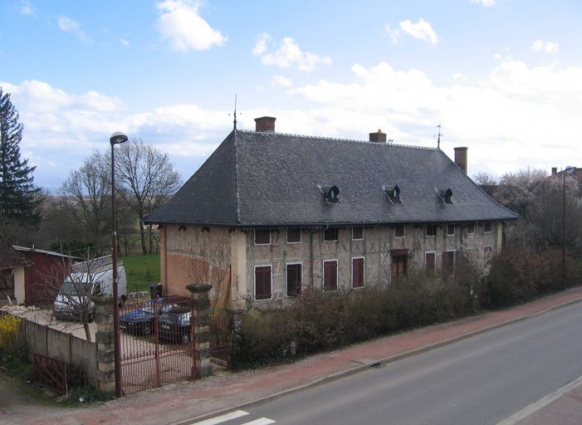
[562,166,575,290]
[110,131,128,397]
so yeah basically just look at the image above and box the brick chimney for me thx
[369,129,387,143]
[454,147,468,174]
[255,116,276,132]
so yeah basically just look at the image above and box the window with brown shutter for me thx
[323,260,338,291]
[394,225,405,238]
[286,263,302,297]
[425,252,436,275]
[352,258,364,288]
[426,225,436,237]
[286,229,301,244]
[255,266,271,300]
[442,251,455,274]
[352,227,364,240]
[391,253,407,280]
[323,228,338,242]
[254,230,271,245]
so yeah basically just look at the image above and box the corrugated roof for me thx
[145,129,518,227]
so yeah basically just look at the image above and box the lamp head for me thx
[110,132,128,145]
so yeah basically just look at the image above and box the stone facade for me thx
[159,221,501,308]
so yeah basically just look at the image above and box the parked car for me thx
[158,306,192,344]
[119,297,177,335]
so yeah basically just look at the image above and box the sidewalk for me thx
[7,286,582,425]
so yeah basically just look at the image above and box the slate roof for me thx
[0,236,31,270]
[145,130,518,227]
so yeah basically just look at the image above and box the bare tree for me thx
[42,255,115,342]
[184,228,232,314]
[473,172,498,186]
[59,150,111,250]
[114,139,181,255]
[494,168,547,217]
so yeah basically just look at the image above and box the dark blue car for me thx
[119,298,177,335]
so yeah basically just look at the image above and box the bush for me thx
[232,272,475,369]
[487,248,577,307]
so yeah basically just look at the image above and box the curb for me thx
[171,292,582,425]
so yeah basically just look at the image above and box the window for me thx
[286,229,302,244]
[426,225,437,237]
[394,225,405,238]
[286,263,302,297]
[484,247,493,261]
[254,266,272,300]
[425,252,436,275]
[447,224,455,236]
[391,252,407,280]
[323,260,338,291]
[352,227,364,240]
[352,258,365,288]
[466,224,475,234]
[442,251,455,274]
[483,222,492,233]
[323,228,338,242]
[254,230,270,245]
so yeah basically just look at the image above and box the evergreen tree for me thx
[0,88,40,228]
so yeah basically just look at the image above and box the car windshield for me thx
[60,281,93,296]
[138,301,156,314]
[160,308,190,324]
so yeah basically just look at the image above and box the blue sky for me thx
[1,0,581,190]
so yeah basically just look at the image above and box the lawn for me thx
[120,254,160,293]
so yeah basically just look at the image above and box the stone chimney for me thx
[552,167,558,176]
[454,147,468,174]
[255,116,276,132]
[369,129,387,143]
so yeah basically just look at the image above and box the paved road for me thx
[188,302,582,425]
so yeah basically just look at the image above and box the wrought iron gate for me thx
[119,295,195,395]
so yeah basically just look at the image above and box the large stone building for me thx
[145,117,518,308]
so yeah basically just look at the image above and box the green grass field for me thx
[120,254,161,293]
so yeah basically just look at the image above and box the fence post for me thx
[186,284,213,379]
[94,296,116,396]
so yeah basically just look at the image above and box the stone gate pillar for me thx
[94,296,115,396]
[186,283,213,379]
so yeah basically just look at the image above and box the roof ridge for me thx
[237,129,439,151]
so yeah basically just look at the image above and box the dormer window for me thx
[319,185,341,203]
[383,185,402,204]
[439,188,453,204]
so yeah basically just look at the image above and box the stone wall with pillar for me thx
[94,296,115,396]
[186,283,213,379]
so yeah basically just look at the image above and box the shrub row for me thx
[488,249,582,307]
[232,273,473,369]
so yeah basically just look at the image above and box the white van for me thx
[53,256,127,322]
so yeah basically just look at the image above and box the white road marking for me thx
[190,410,249,425]
[497,374,582,425]
[241,419,276,425]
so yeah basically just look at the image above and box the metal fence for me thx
[119,295,196,395]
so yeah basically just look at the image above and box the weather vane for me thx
[229,95,240,130]
[435,123,443,149]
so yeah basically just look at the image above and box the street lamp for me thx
[110,131,128,397]
[562,166,575,290]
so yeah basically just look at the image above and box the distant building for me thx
[145,117,518,308]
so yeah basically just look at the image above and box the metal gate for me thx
[119,295,195,395]
[34,353,67,395]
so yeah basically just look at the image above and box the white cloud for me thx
[288,59,582,178]
[58,16,91,44]
[531,39,559,54]
[471,0,496,7]
[252,33,332,72]
[399,19,438,45]
[19,0,34,16]
[156,0,227,51]
[271,75,292,87]
[120,39,131,47]
[385,19,438,45]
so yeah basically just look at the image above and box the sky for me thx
[1,0,581,191]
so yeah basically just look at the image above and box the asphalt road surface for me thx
[189,302,582,425]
